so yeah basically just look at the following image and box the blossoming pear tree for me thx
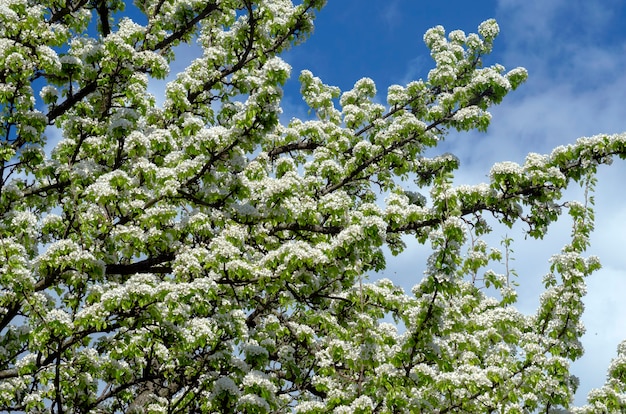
[1,0,625,412]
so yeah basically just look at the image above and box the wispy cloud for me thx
[380,0,402,29]
[482,0,626,404]
[385,1,626,405]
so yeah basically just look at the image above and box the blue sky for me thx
[278,0,626,406]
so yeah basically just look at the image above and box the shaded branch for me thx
[47,0,90,24]
[94,0,111,37]
[268,140,321,160]
[105,253,175,276]
[151,2,219,51]
[271,222,343,235]
[46,80,98,123]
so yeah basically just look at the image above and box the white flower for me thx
[45,309,72,325]
[489,161,522,178]
[59,54,82,67]
[242,370,277,393]
[295,401,326,412]
[39,85,58,102]
[452,105,489,123]
[237,393,270,411]
[213,376,240,396]
[448,29,466,43]
[478,19,500,39]
[263,56,291,77]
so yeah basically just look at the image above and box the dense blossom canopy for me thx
[0,0,625,412]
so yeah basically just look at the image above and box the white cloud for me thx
[479,0,626,405]
[496,0,568,45]
[398,55,430,86]
[386,0,626,405]
[381,0,402,29]
[573,263,626,403]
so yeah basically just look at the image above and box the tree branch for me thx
[268,140,321,160]
[105,253,174,276]
[150,2,220,51]
[46,80,98,123]
[47,0,90,24]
